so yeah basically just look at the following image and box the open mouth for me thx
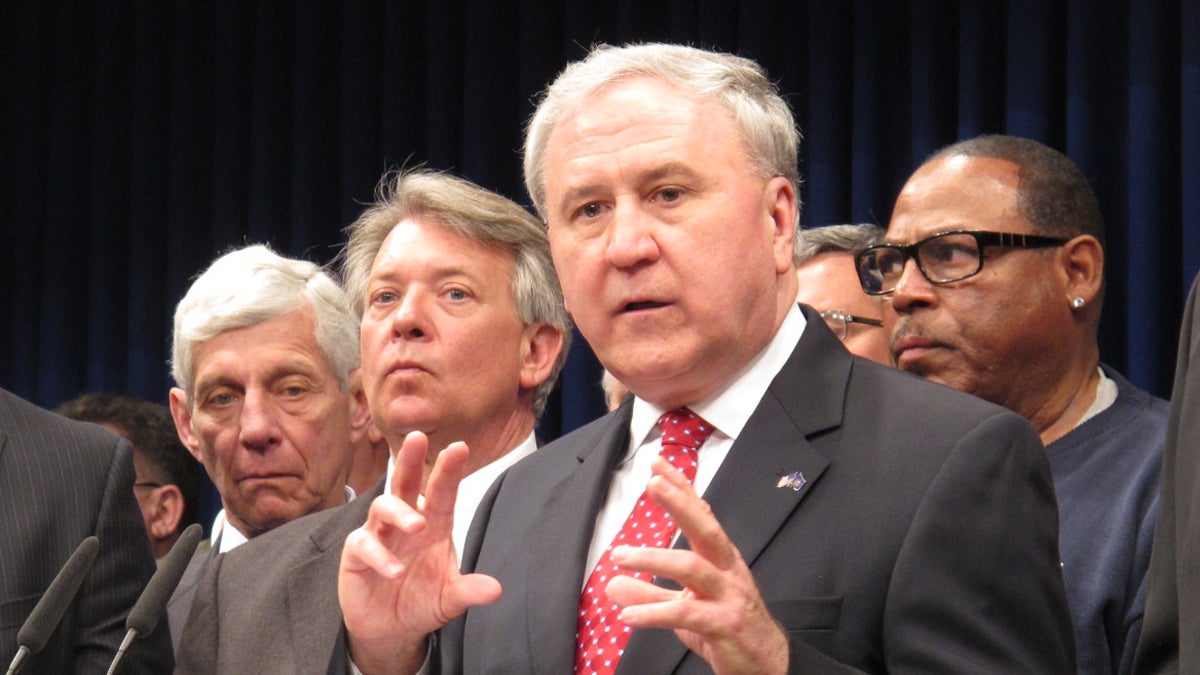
[623,300,667,312]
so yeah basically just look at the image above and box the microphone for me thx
[105,523,203,675]
[6,536,100,675]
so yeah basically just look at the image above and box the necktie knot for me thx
[656,407,711,483]
[658,407,712,449]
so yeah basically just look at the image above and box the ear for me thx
[519,323,565,392]
[147,485,185,541]
[1058,235,1104,305]
[346,369,372,445]
[168,388,204,463]
[765,176,798,275]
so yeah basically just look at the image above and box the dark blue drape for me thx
[4,0,1198,445]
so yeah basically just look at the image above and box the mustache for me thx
[888,321,926,352]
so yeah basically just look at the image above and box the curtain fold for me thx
[2,0,1195,444]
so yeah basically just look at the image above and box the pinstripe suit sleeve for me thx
[74,437,175,673]
[0,388,173,673]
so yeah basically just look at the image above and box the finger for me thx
[610,546,725,599]
[392,431,430,505]
[437,572,503,623]
[422,442,470,521]
[604,573,677,608]
[361,489,431,556]
[339,526,406,579]
[647,459,738,570]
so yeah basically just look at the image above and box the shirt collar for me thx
[629,304,807,446]
[383,432,539,496]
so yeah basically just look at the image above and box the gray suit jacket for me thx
[0,387,173,673]
[174,483,380,674]
[440,309,1076,674]
[1135,274,1200,674]
[166,538,213,652]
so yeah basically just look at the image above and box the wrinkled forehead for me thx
[888,156,1026,243]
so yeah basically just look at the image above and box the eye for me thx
[207,391,236,407]
[446,288,469,301]
[281,385,306,397]
[579,202,604,219]
[655,187,683,203]
[372,290,398,305]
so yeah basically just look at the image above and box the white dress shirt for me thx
[583,305,807,576]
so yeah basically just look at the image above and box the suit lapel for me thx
[283,486,380,675]
[525,407,633,674]
[619,309,849,674]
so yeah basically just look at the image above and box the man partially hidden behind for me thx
[793,223,890,364]
[174,169,569,673]
[0,387,174,672]
[337,44,1075,674]
[57,392,205,561]
[166,244,370,649]
[859,134,1165,674]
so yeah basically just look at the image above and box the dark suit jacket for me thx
[0,387,173,673]
[441,311,1076,674]
[1135,274,1200,674]
[174,483,380,674]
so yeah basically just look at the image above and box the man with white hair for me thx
[338,43,1074,674]
[166,244,370,649]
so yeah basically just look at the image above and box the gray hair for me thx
[171,244,360,398]
[794,223,885,266]
[523,43,801,232]
[338,168,572,416]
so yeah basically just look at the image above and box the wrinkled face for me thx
[170,307,355,538]
[795,252,891,365]
[542,77,796,408]
[358,219,534,452]
[885,155,1072,408]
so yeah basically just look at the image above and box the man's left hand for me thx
[605,455,790,675]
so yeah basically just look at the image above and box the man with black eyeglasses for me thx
[861,134,1166,675]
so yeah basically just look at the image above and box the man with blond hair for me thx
[176,170,569,673]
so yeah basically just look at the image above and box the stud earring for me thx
[1071,297,1085,309]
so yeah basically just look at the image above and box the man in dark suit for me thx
[1135,273,1200,673]
[56,392,206,561]
[0,386,173,672]
[338,43,1076,673]
[173,169,570,673]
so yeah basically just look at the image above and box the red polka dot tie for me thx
[574,407,713,675]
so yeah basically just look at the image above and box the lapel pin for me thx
[776,471,806,491]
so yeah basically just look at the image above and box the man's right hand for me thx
[338,431,503,675]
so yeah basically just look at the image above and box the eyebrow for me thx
[555,162,706,213]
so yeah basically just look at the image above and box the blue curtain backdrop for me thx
[3,0,1198,442]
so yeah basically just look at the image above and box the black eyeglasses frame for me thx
[855,230,1070,296]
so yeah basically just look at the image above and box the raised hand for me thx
[338,431,503,675]
[604,455,789,675]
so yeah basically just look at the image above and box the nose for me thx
[889,258,938,314]
[238,388,280,451]
[605,200,661,269]
[389,289,432,341]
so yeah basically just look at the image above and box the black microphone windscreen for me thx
[125,523,203,635]
[16,536,100,653]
